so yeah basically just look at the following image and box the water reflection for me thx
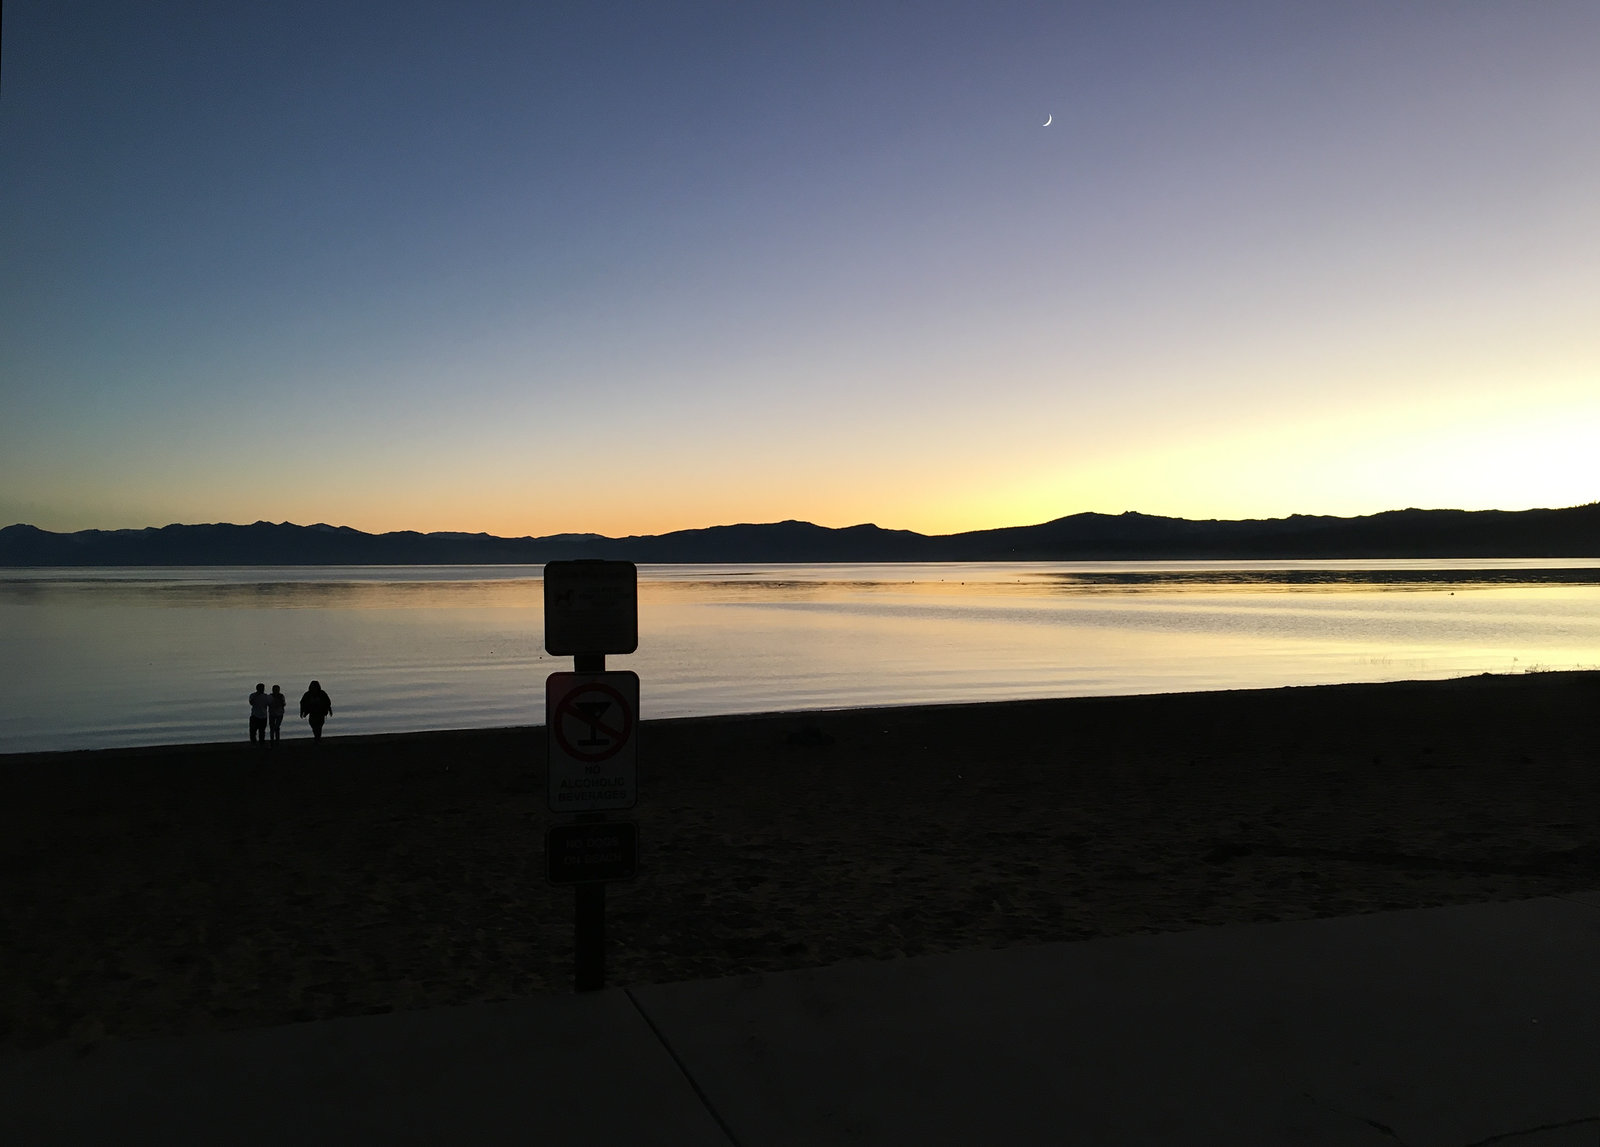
[0,574,544,610]
[2,561,1599,753]
[1037,567,1600,590]
[635,561,1600,604]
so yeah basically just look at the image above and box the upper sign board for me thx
[543,560,638,655]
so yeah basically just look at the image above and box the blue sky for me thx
[3,1,1596,536]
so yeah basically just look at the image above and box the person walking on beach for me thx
[267,685,287,744]
[248,684,270,746]
[300,680,333,742]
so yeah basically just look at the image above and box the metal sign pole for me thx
[572,651,605,991]
[573,860,606,992]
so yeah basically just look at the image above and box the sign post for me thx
[542,561,639,993]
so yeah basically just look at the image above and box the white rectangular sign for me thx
[546,670,639,812]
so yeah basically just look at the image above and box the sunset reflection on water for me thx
[2,560,1597,752]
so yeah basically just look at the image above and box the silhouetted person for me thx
[300,680,333,742]
[267,685,286,743]
[248,684,270,746]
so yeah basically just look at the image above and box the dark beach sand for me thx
[4,672,1597,1054]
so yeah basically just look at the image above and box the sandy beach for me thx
[3,671,1597,1054]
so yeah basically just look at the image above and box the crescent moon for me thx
[1043,114,1052,126]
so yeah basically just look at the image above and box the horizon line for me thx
[5,500,1600,541]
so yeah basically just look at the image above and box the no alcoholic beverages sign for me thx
[546,670,639,812]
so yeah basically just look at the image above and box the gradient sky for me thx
[3,1,1597,538]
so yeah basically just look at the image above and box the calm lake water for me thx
[2,560,1598,754]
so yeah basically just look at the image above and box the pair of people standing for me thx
[247,684,286,745]
[247,681,333,744]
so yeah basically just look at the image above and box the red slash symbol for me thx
[553,682,633,763]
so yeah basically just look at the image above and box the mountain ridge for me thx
[2,503,1598,565]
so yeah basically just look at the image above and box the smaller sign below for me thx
[546,821,639,885]
[544,560,638,656]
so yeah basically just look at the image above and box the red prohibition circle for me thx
[552,682,633,763]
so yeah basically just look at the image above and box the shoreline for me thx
[5,667,1593,764]
[5,671,1598,1053]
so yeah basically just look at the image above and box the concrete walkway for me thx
[7,893,1599,1146]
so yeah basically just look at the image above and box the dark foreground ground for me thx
[3,672,1597,1054]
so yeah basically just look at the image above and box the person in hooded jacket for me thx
[300,680,333,742]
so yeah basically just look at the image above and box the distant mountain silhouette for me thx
[2,504,1597,565]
